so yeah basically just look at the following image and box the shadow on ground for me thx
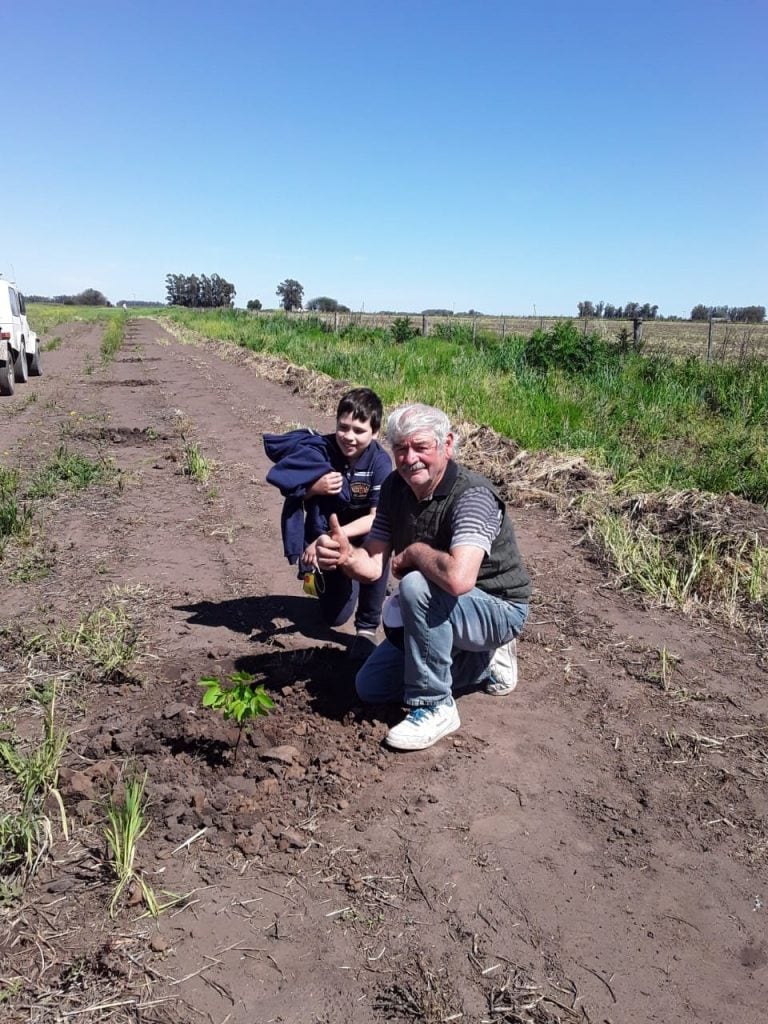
[174,593,348,646]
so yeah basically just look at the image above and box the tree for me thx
[276,279,304,311]
[577,301,596,317]
[165,272,235,308]
[639,303,659,319]
[306,296,349,312]
[731,305,765,323]
[246,299,262,311]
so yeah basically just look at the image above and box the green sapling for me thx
[199,670,274,763]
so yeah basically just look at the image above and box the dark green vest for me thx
[383,460,531,602]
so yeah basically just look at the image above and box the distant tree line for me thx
[27,288,111,306]
[577,301,660,319]
[165,273,235,308]
[690,304,765,323]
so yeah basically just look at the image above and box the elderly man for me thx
[316,403,531,751]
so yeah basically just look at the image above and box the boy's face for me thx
[336,414,376,463]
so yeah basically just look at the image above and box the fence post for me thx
[632,317,644,350]
[501,317,506,340]
[707,317,713,363]
[422,314,428,336]
[472,317,477,343]
[334,311,338,333]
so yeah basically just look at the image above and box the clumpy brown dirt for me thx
[0,318,766,1023]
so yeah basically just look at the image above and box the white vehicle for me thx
[0,279,42,395]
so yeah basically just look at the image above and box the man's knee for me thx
[398,570,430,608]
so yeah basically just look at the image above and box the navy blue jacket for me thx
[263,429,391,564]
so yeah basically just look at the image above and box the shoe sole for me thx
[485,680,517,696]
[385,715,461,751]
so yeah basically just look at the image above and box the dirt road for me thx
[1,318,766,1023]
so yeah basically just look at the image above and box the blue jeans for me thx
[355,570,529,708]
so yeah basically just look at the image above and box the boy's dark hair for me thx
[336,388,383,433]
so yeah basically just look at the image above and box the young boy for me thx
[264,388,392,661]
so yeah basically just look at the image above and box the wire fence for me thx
[274,310,768,362]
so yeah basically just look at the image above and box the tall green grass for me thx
[159,308,768,504]
[101,308,127,363]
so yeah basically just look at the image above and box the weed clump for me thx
[524,320,607,372]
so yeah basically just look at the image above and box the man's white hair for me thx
[386,403,458,451]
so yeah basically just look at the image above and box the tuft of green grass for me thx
[104,771,154,917]
[42,335,62,351]
[0,809,52,881]
[46,604,138,678]
[0,685,68,891]
[27,445,111,498]
[0,686,68,814]
[182,441,212,482]
[0,468,32,547]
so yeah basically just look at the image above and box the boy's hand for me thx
[307,471,344,497]
[316,514,351,570]
[302,540,318,568]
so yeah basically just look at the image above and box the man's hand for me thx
[307,471,343,497]
[390,542,486,596]
[316,514,351,570]
[391,546,415,579]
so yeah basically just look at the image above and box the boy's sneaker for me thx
[485,639,518,696]
[347,629,377,663]
[385,700,460,751]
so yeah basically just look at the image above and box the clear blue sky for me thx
[5,0,766,316]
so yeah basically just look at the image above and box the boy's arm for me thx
[340,511,375,539]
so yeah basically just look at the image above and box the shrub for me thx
[390,317,419,344]
[524,320,603,372]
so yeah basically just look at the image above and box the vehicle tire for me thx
[0,357,15,396]
[28,345,42,377]
[14,342,29,383]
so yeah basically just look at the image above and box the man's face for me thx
[336,414,376,464]
[392,431,454,499]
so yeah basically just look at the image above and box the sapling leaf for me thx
[230,670,255,685]
[201,687,222,708]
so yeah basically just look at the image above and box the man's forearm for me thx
[396,542,480,597]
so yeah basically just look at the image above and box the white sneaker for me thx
[385,700,460,751]
[485,639,518,696]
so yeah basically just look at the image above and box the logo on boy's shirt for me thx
[351,482,371,498]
